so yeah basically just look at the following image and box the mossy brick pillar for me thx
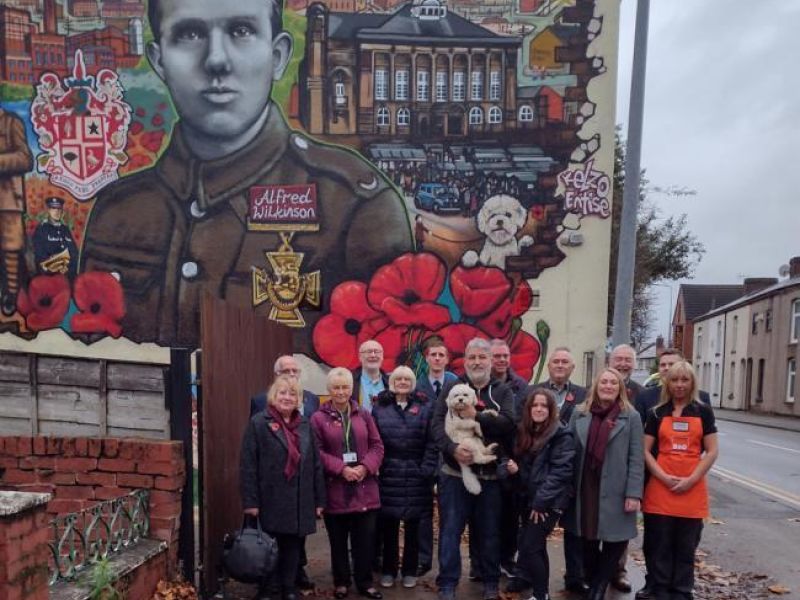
[0,491,52,600]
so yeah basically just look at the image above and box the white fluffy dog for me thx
[444,384,499,495]
[462,194,534,269]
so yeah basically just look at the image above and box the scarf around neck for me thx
[586,401,621,471]
[267,405,302,480]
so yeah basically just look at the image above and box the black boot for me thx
[587,581,608,600]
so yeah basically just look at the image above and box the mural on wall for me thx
[0,0,615,379]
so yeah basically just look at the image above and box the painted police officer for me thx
[33,197,78,279]
[80,0,412,348]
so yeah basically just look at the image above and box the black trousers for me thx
[262,533,303,595]
[582,538,627,590]
[515,512,559,599]
[644,513,703,600]
[562,528,585,585]
[381,516,420,576]
[417,508,434,568]
[325,510,378,590]
[500,488,521,566]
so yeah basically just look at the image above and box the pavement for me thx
[713,407,800,433]
[222,524,642,599]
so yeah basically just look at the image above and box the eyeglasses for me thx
[279,368,301,375]
[360,349,383,355]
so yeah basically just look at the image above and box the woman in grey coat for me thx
[241,375,326,600]
[565,368,644,600]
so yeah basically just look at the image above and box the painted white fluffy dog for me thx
[462,194,534,269]
[444,384,498,495]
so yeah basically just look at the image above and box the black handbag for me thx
[222,515,279,583]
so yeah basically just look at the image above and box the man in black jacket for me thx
[431,338,515,600]
[530,347,587,594]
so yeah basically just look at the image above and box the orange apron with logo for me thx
[643,415,708,518]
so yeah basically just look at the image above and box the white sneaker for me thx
[380,574,395,588]
[402,576,417,588]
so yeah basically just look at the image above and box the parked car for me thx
[414,183,460,214]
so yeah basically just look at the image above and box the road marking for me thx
[711,466,800,511]
[745,439,800,455]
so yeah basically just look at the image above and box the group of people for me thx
[239,340,718,600]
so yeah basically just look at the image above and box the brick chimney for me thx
[790,256,800,278]
[743,277,778,295]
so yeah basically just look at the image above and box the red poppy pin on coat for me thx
[270,422,280,432]
[410,405,420,415]
[566,393,574,402]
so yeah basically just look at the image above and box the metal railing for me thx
[48,489,150,585]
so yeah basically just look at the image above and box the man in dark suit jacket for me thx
[529,347,588,594]
[248,354,320,591]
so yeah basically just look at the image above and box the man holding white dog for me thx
[431,338,515,600]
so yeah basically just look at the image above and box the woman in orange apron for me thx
[642,361,718,600]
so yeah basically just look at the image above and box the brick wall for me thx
[0,436,185,574]
[0,497,51,600]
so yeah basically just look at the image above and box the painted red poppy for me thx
[17,274,70,331]
[449,265,512,318]
[367,252,450,330]
[476,298,512,338]
[70,272,126,338]
[431,323,487,376]
[313,281,389,369]
[530,205,546,221]
[508,330,541,382]
[510,280,533,317]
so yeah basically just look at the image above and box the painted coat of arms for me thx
[31,50,131,200]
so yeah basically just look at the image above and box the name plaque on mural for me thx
[248,184,320,232]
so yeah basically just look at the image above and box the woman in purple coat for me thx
[311,367,385,600]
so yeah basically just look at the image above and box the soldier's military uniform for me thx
[32,211,78,279]
[80,106,413,349]
[0,107,32,315]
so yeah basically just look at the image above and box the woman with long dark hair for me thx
[565,368,644,600]
[642,361,718,600]
[504,388,575,600]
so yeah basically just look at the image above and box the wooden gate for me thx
[198,293,293,594]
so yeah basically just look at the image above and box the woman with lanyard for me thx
[311,368,385,600]
[642,361,718,600]
[240,375,326,600]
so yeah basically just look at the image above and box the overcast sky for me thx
[615,0,800,340]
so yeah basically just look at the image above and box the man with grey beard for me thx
[431,338,515,600]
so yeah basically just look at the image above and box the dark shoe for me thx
[357,588,383,599]
[611,575,632,593]
[334,587,349,599]
[283,594,298,600]
[1,293,16,317]
[482,586,499,600]
[564,581,590,595]
[505,577,530,594]
[635,585,654,599]
[587,582,608,600]
[296,568,314,591]
[500,561,516,578]
[416,564,431,577]
[469,566,483,582]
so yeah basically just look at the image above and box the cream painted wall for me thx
[722,305,750,409]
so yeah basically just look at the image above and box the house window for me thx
[583,352,595,388]
[788,358,797,403]
[732,315,738,351]
[696,327,702,358]
[488,106,502,124]
[376,106,389,126]
[793,299,800,343]
[397,107,410,126]
[752,312,758,334]
[417,70,430,101]
[715,321,722,354]
[518,105,534,122]
[468,106,483,125]
[714,363,720,397]
[765,309,773,332]
[375,69,388,100]
[435,71,447,102]
[453,71,465,101]
[395,69,409,100]
[729,361,736,399]
[470,71,483,100]
[756,358,765,401]
[334,81,346,105]
[489,70,501,100]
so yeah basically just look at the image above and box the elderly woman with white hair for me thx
[311,367,385,600]
[371,365,439,589]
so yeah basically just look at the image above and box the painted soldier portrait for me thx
[80,0,413,349]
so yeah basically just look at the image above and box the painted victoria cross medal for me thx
[249,184,322,327]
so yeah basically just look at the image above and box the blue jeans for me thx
[436,473,502,592]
